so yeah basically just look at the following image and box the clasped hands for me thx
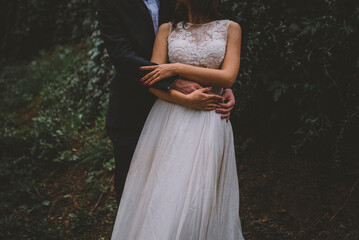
[140,64,235,122]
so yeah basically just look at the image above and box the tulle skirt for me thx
[111,99,244,240]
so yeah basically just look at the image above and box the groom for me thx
[98,0,236,203]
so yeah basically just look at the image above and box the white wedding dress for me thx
[111,20,245,240]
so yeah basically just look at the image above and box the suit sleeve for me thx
[98,0,176,90]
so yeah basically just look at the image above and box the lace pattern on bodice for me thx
[168,20,232,95]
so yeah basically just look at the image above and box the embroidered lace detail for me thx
[168,20,231,69]
[168,20,231,95]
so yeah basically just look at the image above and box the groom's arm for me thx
[171,78,203,94]
[98,0,176,90]
[172,79,235,121]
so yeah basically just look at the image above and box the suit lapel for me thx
[130,0,175,35]
[131,0,154,29]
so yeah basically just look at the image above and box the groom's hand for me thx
[215,89,236,122]
[171,78,202,94]
[185,87,223,111]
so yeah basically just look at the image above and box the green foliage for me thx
[0,24,114,237]
[223,0,359,165]
[0,0,99,64]
[2,0,357,166]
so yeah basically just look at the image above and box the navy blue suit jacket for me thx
[98,0,176,136]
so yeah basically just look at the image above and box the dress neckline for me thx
[184,19,225,26]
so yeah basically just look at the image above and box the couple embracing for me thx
[98,0,244,239]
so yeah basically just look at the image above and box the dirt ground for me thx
[238,148,359,240]
[49,147,359,239]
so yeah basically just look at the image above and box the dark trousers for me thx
[108,127,141,204]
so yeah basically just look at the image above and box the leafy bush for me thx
[2,0,357,166]
[0,0,99,64]
[222,0,359,166]
[0,25,114,237]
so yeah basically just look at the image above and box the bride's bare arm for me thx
[141,22,242,88]
[147,23,223,110]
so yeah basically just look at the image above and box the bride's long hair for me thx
[172,0,222,28]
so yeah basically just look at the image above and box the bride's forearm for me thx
[173,63,236,88]
[149,87,189,106]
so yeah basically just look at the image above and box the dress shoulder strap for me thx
[222,19,232,28]
[214,19,233,42]
[168,21,173,32]
[167,21,175,40]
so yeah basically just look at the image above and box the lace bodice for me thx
[168,20,232,95]
[168,19,231,69]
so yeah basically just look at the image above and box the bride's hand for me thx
[140,63,180,86]
[184,87,224,111]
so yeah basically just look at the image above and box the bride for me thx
[110,0,244,239]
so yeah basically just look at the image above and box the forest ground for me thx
[47,147,359,240]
